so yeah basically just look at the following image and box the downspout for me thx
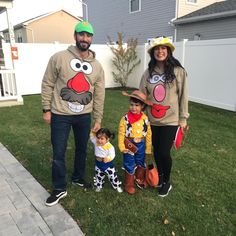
[169,0,179,42]
[174,0,179,42]
[6,8,15,69]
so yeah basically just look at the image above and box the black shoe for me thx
[45,190,67,207]
[72,179,93,189]
[158,182,172,197]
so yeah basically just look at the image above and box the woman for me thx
[139,36,189,197]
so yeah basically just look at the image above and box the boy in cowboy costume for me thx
[118,90,152,194]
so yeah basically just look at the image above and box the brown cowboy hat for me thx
[122,90,153,106]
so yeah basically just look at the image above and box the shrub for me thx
[107,32,141,88]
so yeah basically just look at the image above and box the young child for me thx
[90,128,123,193]
[118,90,152,194]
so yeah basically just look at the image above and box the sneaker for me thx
[45,190,67,207]
[158,182,172,197]
[72,179,93,189]
[157,183,163,191]
[117,187,123,193]
[157,174,164,190]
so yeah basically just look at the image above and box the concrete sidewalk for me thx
[0,142,84,236]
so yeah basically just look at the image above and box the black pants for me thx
[151,125,178,183]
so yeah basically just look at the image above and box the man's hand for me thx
[92,121,101,132]
[43,111,51,124]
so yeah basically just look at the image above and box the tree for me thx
[107,32,141,88]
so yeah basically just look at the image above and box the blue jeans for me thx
[51,113,91,190]
[123,140,146,174]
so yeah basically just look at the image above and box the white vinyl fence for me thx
[1,38,236,111]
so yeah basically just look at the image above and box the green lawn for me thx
[0,89,235,236]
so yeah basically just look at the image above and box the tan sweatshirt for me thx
[139,66,189,126]
[41,45,105,123]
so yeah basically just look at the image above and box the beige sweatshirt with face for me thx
[41,45,105,123]
[139,66,189,126]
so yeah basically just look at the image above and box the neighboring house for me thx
[0,0,13,14]
[2,9,82,44]
[173,0,236,41]
[85,0,223,44]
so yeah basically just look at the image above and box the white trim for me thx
[129,0,141,14]
[22,9,82,26]
[173,10,236,24]
[186,0,198,5]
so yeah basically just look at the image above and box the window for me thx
[4,33,10,43]
[187,0,197,3]
[129,0,141,13]
[17,32,23,43]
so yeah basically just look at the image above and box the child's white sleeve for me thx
[109,145,115,160]
[90,136,96,145]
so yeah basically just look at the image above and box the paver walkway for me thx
[0,142,84,236]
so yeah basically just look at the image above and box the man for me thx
[41,21,105,206]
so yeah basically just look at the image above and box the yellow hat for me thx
[148,36,175,54]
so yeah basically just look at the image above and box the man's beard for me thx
[76,40,91,51]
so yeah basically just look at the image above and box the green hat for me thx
[74,21,94,35]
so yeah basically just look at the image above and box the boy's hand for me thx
[123,149,134,156]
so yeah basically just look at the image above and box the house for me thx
[85,0,223,44]
[0,0,13,66]
[2,9,82,44]
[0,0,20,107]
[173,0,236,41]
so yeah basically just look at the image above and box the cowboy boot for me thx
[124,171,135,195]
[135,165,147,189]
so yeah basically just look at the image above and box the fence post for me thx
[182,39,188,67]
[143,43,149,71]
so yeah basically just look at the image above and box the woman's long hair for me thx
[148,46,184,83]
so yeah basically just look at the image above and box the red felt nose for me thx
[67,72,90,93]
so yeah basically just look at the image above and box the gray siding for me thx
[86,0,176,44]
[176,16,236,41]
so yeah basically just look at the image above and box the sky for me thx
[0,0,83,30]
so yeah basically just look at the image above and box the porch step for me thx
[0,99,24,107]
